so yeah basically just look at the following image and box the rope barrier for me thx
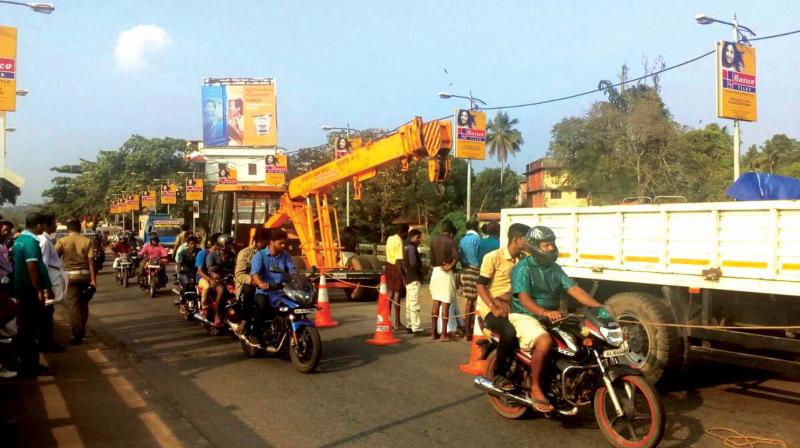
[705,427,787,448]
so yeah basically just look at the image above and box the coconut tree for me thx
[486,111,524,204]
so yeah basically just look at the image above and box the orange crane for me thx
[264,116,452,296]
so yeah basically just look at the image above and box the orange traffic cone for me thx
[366,275,402,346]
[459,315,487,374]
[315,273,339,328]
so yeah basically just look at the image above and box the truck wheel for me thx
[345,256,379,301]
[605,292,683,384]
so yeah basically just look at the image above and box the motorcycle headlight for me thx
[601,326,624,347]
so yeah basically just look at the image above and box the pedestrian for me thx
[477,221,501,264]
[13,212,54,376]
[339,226,359,267]
[401,229,426,336]
[55,219,97,345]
[384,224,409,330]
[0,220,18,378]
[459,218,482,341]
[233,228,270,334]
[37,214,65,352]
[429,219,459,341]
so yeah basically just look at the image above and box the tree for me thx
[0,178,21,206]
[472,167,521,212]
[486,111,523,192]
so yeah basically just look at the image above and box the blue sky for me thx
[4,0,799,204]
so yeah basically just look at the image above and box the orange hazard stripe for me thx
[670,258,709,266]
[722,260,768,269]
[624,256,659,263]
[579,254,615,261]
[782,263,800,271]
[558,252,570,258]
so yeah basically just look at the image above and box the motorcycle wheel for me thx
[149,276,157,298]
[483,352,528,419]
[290,326,321,374]
[594,374,665,448]
[122,270,129,288]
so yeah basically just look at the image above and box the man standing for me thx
[339,226,358,268]
[250,229,296,346]
[55,219,97,345]
[459,218,481,341]
[476,223,529,391]
[384,224,408,330]
[37,214,65,352]
[477,221,501,264]
[429,220,459,341]
[14,212,54,375]
[401,229,426,336]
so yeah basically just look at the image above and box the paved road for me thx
[34,265,800,447]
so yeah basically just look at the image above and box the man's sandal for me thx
[492,375,515,392]
[532,399,554,413]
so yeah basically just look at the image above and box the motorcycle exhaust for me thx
[171,288,181,296]
[473,376,533,407]
[238,332,279,353]
[192,312,214,326]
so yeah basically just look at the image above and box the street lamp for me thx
[4,127,15,132]
[321,124,355,227]
[0,1,55,13]
[695,13,756,182]
[438,91,487,219]
[15,89,28,96]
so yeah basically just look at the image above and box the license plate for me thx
[603,342,629,358]
[330,273,347,279]
[293,308,315,314]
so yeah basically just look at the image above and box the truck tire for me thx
[345,256,378,302]
[605,292,683,384]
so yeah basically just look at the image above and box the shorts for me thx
[508,313,547,351]
[429,267,455,304]
[384,262,405,295]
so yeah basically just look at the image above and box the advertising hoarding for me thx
[201,78,277,147]
[265,154,288,185]
[218,165,238,185]
[0,26,17,112]
[454,108,487,160]
[141,190,156,210]
[160,184,177,205]
[716,40,757,122]
[186,178,203,201]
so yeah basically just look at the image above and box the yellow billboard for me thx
[218,166,238,185]
[126,194,140,212]
[160,183,177,205]
[202,78,277,147]
[0,26,17,112]
[716,41,757,122]
[454,108,487,160]
[265,154,288,185]
[141,190,156,210]
[186,178,203,201]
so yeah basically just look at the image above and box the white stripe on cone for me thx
[379,277,387,296]
[472,314,482,336]
[318,274,329,303]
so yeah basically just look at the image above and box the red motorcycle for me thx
[138,257,166,298]
[474,307,665,448]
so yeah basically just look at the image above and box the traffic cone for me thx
[315,273,339,328]
[366,275,402,346]
[458,314,487,374]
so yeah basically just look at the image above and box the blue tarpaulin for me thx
[726,172,800,200]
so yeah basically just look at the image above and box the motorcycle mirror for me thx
[311,266,319,275]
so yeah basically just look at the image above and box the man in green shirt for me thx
[13,212,54,376]
[510,226,601,413]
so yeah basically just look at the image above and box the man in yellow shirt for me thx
[384,224,408,329]
[476,223,530,391]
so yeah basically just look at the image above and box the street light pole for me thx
[695,13,756,182]
[0,1,55,13]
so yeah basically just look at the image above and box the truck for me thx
[138,213,184,256]
[501,200,800,383]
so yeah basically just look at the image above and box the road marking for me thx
[51,425,85,447]
[139,411,184,448]
[85,348,110,365]
[107,375,147,409]
[41,383,70,420]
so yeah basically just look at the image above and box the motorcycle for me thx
[139,257,166,297]
[474,307,665,448]
[191,274,237,336]
[173,274,198,321]
[113,253,137,288]
[237,266,321,374]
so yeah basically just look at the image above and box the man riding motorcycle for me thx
[249,229,296,346]
[176,236,199,291]
[111,234,133,271]
[204,234,236,328]
[509,226,602,413]
[138,232,169,285]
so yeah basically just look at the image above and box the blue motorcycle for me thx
[238,267,321,374]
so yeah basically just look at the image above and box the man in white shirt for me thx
[37,214,65,352]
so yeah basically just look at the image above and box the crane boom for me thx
[266,116,452,271]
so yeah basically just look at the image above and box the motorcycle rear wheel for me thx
[483,352,528,419]
[594,374,665,448]
[149,276,157,297]
[122,270,128,288]
[290,326,321,374]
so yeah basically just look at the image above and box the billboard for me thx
[126,193,139,212]
[716,41,757,122]
[454,108,487,160]
[265,154,288,185]
[218,165,238,185]
[334,136,351,159]
[141,190,156,210]
[202,78,277,147]
[0,26,17,112]
[186,178,203,201]
[160,183,177,205]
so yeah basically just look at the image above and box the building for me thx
[520,158,589,208]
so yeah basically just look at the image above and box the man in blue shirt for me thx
[250,229,296,345]
[458,218,481,340]
[477,221,500,264]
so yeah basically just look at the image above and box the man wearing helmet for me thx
[510,226,602,413]
[205,234,237,327]
[138,232,169,285]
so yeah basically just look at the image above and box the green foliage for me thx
[430,211,467,240]
[472,167,520,212]
[42,135,190,220]
[486,111,523,167]
[0,178,21,206]
[742,134,800,177]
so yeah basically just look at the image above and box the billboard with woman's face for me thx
[716,41,757,122]
[201,78,278,148]
[454,108,487,160]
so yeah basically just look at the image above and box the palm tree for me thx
[486,111,523,205]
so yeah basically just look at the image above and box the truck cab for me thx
[139,213,183,256]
